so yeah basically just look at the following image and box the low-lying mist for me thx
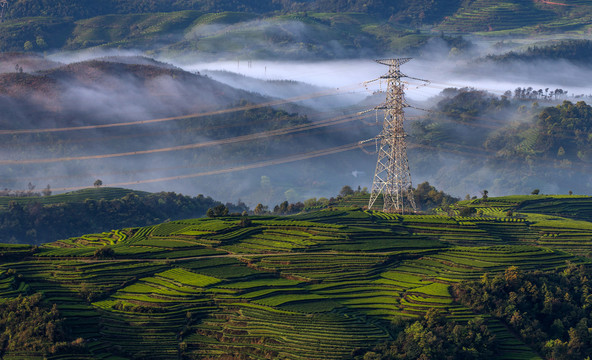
[3,36,592,207]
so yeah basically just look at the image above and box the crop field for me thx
[0,187,149,209]
[0,200,590,359]
[436,0,566,33]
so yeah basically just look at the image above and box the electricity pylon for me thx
[0,0,8,23]
[365,58,425,214]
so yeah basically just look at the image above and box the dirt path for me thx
[25,250,414,263]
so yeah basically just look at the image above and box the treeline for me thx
[414,181,459,211]
[354,309,498,359]
[0,192,245,244]
[484,40,592,66]
[453,265,592,359]
[258,182,459,214]
[509,87,575,101]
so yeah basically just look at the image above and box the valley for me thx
[1,1,592,359]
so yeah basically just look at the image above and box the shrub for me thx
[93,246,115,259]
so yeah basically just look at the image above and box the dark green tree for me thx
[340,185,355,197]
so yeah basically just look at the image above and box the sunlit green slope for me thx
[1,199,591,358]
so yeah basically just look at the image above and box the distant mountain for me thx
[0,53,373,206]
[0,54,264,130]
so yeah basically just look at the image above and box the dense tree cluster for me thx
[206,204,229,218]
[535,100,592,161]
[0,192,224,244]
[435,88,511,121]
[485,40,592,66]
[273,200,304,215]
[0,294,85,357]
[354,309,498,359]
[413,181,459,211]
[483,100,592,163]
[410,88,514,154]
[453,265,592,359]
[410,87,592,174]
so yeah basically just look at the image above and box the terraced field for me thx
[0,187,150,208]
[0,202,590,359]
[437,0,564,33]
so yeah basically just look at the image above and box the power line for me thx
[47,142,368,192]
[0,112,367,165]
[0,106,363,148]
[0,83,364,136]
[0,135,496,185]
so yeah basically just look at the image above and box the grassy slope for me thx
[0,11,428,55]
[0,187,151,208]
[0,198,591,358]
[437,0,592,34]
[2,5,592,54]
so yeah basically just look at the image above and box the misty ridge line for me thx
[0,112,367,165]
[0,83,365,135]
[48,142,369,192]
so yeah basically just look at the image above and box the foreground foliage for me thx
[0,293,85,356]
[357,310,497,360]
[453,264,592,359]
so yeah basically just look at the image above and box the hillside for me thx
[0,187,241,244]
[407,88,592,197]
[0,11,429,57]
[0,187,150,208]
[1,1,592,55]
[0,0,456,22]
[0,53,370,206]
[0,197,590,358]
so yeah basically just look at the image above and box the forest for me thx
[453,264,592,359]
[411,88,592,166]
[484,40,592,66]
[0,191,240,244]
[355,311,498,360]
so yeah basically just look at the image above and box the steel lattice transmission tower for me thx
[366,58,424,214]
[0,0,8,23]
